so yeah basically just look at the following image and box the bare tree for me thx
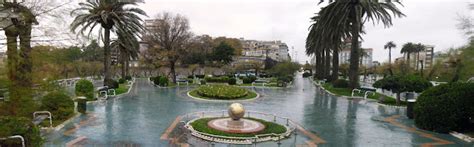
[145,12,192,83]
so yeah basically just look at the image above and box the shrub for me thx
[302,72,312,78]
[158,76,169,87]
[196,85,248,99]
[41,91,75,120]
[414,83,474,133]
[109,80,119,89]
[242,76,257,84]
[200,80,207,85]
[204,76,230,83]
[124,76,132,81]
[187,75,194,79]
[374,75,432,105]
[0,116,43,146]
[196,75,205,79]
[332,79,349,88]
[118,78,126,84]
[277,76,292,83]
[228,78,237,85]
[75,79,94,100]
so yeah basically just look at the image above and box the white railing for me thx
[364,91,375,99]
[351,89,362,97]
[33,111,52,128]
[182,110,296,144]
[0,135,25,147]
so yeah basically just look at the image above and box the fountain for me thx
[207,103,265,133]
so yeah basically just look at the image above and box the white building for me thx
[239,38,290,62]
[402,45,435,69]
[339,48,373,67]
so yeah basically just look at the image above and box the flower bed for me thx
[190,117,287,137]
[190,85,258,100]
[197,85,248,99]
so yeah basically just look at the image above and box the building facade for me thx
[239,38,290,62]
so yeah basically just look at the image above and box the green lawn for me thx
[115,84,129,95]
[190,117,287,137]
[321,83,407,106]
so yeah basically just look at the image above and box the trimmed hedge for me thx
[242,76,257,84]
[302,72,312,78]
[41,91,75,121]
[151,76,169,87]
[228,78,237,85]
[0,116,43,146]
[205,76,230,83]
[118,78,126,84]
[414,83,474,133]
[124,76,132,81]
[75,79,94,100]
[196,85,248,99]
[332,79,349,88]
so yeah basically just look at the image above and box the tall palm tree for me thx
[70,0,146,87]
[401,42,416,70]
[315,0,405,88]
[413,43,425,71]
[384,41,396,75]
[306,5,350,81]
[111,30,140,78]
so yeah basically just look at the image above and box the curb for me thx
[450,131,474,143]
[53,113,82,131]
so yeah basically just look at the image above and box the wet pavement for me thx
[45,74,473,146]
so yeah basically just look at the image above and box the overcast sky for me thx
[138,0,472,63]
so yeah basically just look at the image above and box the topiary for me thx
[228,78,237,85]
[158,76,169,87]
[0,116,43,146]
[200,80,207,85]
[242,77,253,84]
[332,79,349,88]
[414,83,474,133]
[124,76,132,81]
[75,79,94,100]
[41,91,75,120]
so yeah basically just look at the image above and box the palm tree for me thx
[70,0,147,87]
[401,42,416,70]
[111,30,140,78]
[413,43,425,72]
[384,41,396,75]
[315,0,405,88]
[306,6,350,81]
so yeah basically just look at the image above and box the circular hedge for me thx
[190,85,257,100]
[414,83,474,133]
[190,117,287,137]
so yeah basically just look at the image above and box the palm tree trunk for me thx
[416,52,420,71]
[315,49,322,79]
[406,53,411,70]
[332,48,339,81]
[396,92,401,105]
[5,26,20,103]
[388,48,393,75]
[125,59,130,77]
[325,48,331,80]
[18,24,33,89]
[349,7,361,89]
[103,27,112,87]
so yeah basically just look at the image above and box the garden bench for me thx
[32,111,52,128]
[177,79,189,86]
[252,79,269,86]
[0,135,25,147]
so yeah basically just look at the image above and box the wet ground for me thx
[45,74,473,146]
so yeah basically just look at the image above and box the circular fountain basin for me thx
[207,118,265,134]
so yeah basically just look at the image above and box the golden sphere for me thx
[228,103,245,120]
